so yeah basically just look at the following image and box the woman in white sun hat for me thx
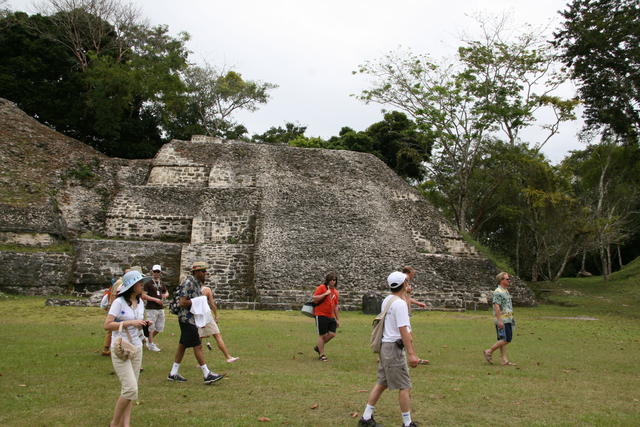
[104,270,151,427]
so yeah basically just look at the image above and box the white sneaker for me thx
[226,356,239,363]
[149,343,161,352]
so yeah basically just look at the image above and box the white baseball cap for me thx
[387,271,407,289]
[151,264,162,272]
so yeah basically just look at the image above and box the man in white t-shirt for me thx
[358,271,423,427]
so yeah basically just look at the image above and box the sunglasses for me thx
[152,270,161,273]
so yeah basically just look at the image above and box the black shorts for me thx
[495,323,513,343]
[315,316,337,335]
[179,321,201,348]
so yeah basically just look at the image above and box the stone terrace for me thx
[94,136,534,310]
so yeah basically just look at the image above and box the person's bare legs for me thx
[315,332,335,355]
[499,343,512,364]
[148,329,159,345]
[213,333,234,360]
[122,399,134,427]
[110,397,132,427]
[485,340,507,363]
[193,345,206,366]
[366,383,387,406]
[398,388,411,413]
[173,343,186,363]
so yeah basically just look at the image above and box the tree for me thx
[0,7,191,157]
[554,0,640,143]
[35,0,141,70]
[355,18,576,231]
[177,64,277,138]
[563,142,640,279]
[252,122,307,144]
[337,111,432,181]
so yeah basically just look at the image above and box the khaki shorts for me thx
[377,342,411,390]
[145,309,165,333]
[111,346,143,400]
[198,319,220,337]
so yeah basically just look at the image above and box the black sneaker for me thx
[167,373,187,382]
[203,372,224,385]
[358,417,382,426]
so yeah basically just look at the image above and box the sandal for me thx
[483,350,493,364]
[502,361,517,366]
[319,354,328,361]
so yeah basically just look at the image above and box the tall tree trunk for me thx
[606,244,612,276]
[515,222,521,277]
[600,245,609,281]
[617,245,623,270]
[553,246,573,281]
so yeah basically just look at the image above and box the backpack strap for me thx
[380,295,400,318]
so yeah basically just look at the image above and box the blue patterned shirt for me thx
[176,275,202,325]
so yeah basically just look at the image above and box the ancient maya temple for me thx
[0,99,534,309]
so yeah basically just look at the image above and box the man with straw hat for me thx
[167,261,224,385]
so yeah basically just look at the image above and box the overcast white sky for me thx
[9,0,584,163]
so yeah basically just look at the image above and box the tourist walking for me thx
[358,271,423,427]
[200,284,239,363]
[142,264,168,352]
[402,266,427,312]
[312,272,340,361]
[104,270,151,427]
[484,271,516,366]
[167,261,224,385]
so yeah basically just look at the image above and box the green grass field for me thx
[1,261,639,426]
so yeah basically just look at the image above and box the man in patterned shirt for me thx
[167,261,224,384]
[483,272,516,366]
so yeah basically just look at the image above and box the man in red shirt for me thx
[312,272,340,361]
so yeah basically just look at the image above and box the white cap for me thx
[387,271,407,289]
[151,264,162,272]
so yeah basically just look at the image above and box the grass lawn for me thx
[1,262,639,426]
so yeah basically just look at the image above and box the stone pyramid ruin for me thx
[0,99,535,309]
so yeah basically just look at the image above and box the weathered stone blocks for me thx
[0,252,72,294]
[72,239,182,291]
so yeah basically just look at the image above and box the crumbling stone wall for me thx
[0,100,536,309]
[72,239,182,291]
[0,252,72,294]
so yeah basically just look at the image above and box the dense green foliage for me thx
[354,23,577,234]
[0,5,275,158]
[554,0,640,142]
[0,11,189,157]
[352,18,640,280]
[284,111,432,181]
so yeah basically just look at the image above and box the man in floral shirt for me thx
[167,261,224,384]
[483,272,516,366]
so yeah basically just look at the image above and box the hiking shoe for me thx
[204,372,224,385]
[358,417,381,426]
[167,373,187,382]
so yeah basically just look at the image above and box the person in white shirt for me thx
[142,264,168,352]
[358,271,424,427]
[104,270,152,427]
